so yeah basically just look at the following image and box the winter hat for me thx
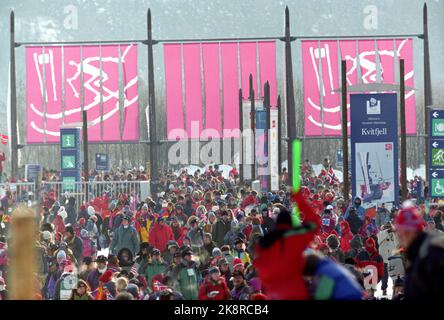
[58,207,67,220]
[42,231,52,241]
[125,283,139,299]
[212,248,222,257]
[231,220,239,229]
[142,203,149,210]
[326,234,340,250]
[87,206,95,216]
[218,258,229,267]
[211,206,220,213]
[209,266,220,275]
[208,211,216,220]
[80,229,89,239]
[395,203,425,232]
[78,218,86,226]
[162,200,168,208]
[56,250,67,263]
[99,270,114,283]
[234,238,244,245]
[233,258,243,268]
[250,293,267,300]
[365,237,376,250]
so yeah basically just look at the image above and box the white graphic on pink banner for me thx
[164,41,277,140]
[26,44,139,143]
[121,44,139,141]
[302,39,416,136]
[26,47,45,143]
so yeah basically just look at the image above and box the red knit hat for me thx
[365,237,376,249]
[395,206,425,232]
[250,293,267,300]
[99,270,113,283]
[233,258,243,267]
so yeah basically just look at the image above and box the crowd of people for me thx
[0,159,443,300]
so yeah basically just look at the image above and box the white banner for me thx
[242,100,253,180]
[269,109,279,191]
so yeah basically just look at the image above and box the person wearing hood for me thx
[326,234,345,263]
[202,233,217,262]
[64,196,77,227]
[198,266,231,300]
[69,279,94,300]
[134,204,152,244]
[136,242,153,274]
[53,206,67,235]
[230,270,251,300]
[203,211,217,234]
[303,252,364,300]
[346,207,363,235]
[355,237,384,287]
[344,197,365,220]
[143,248,167,286]
[358,216,378,239]
[162,240,179,266]
[232,238,251,265]
[339,220,353,254]
[375,203,391,229]
[110,214,140,257]
[92,270,116,300]
[175,205,189,226]
[212,210,231,247]
[149,217,174,252]
[346,234,364,261]
[170,217,185,244]
[117,248,134,273]
[223,220,244,247]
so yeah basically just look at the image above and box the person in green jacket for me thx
[109,215,140,257]
[172,248,200,300]
[144,248,167,285]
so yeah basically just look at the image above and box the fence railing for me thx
[1,181,150,212]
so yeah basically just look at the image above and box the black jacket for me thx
[405,232,444,300]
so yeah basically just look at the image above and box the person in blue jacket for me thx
[303,251,364,300]
[344,196,366,221]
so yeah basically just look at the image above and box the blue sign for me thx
[336,150,343,167]
[255,109,268,192]
[95,153,110,171]
[428,109,444,198]
[350,93,398,207]
[25,164,42,182]
[60,128,81,191]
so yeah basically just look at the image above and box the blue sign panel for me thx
[60,128,81,191]
[95,153,110,171]
[428,110,444,198]
[350,93,398,208]
[255,110,268,192]
[25,164,42,182]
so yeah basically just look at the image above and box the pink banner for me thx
[164,41,277,140]
[164,44,185,140]
[183,44,203,139]
[82,46,102,142]
[202,43,222,138]
[396,38,416,134]
[64,46,82,126]
[100,45,120,142]
[26,47,45,144]
[259,41,277,106]
[42,46,63,143]
[302,41,322,136]
[240,42,257,100]
[26,44,139,143]
[221,42,240,138]
[121,44,139,141]
[302,39,416,136]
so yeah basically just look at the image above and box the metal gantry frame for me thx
[9,4,431,197]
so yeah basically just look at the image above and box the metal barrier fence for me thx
[0,182,36,207]
[1,181,150,212]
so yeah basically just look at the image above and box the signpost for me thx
[428,109,444,198]
[350,93,399,208]
[95,153,110,171]
[60,128,81,192]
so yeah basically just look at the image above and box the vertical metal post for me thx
[400,59,408,201]
[10,11,18,179]
[284,6,297,188]
[341,60,350,202]
[277,95,282,180]
[238,88,244,182]
[423,3,432,179]
[147,9,158,192]
[265,81,271,191]
[82,111,89,182]
[250,74,256,181]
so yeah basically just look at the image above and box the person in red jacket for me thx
[339,220,353,254]
[149,217,174,252]
[254,191,321,300]
[356,237,384,284]
[198,266,231,300]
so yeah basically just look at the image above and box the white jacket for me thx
[377,229,400,263]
